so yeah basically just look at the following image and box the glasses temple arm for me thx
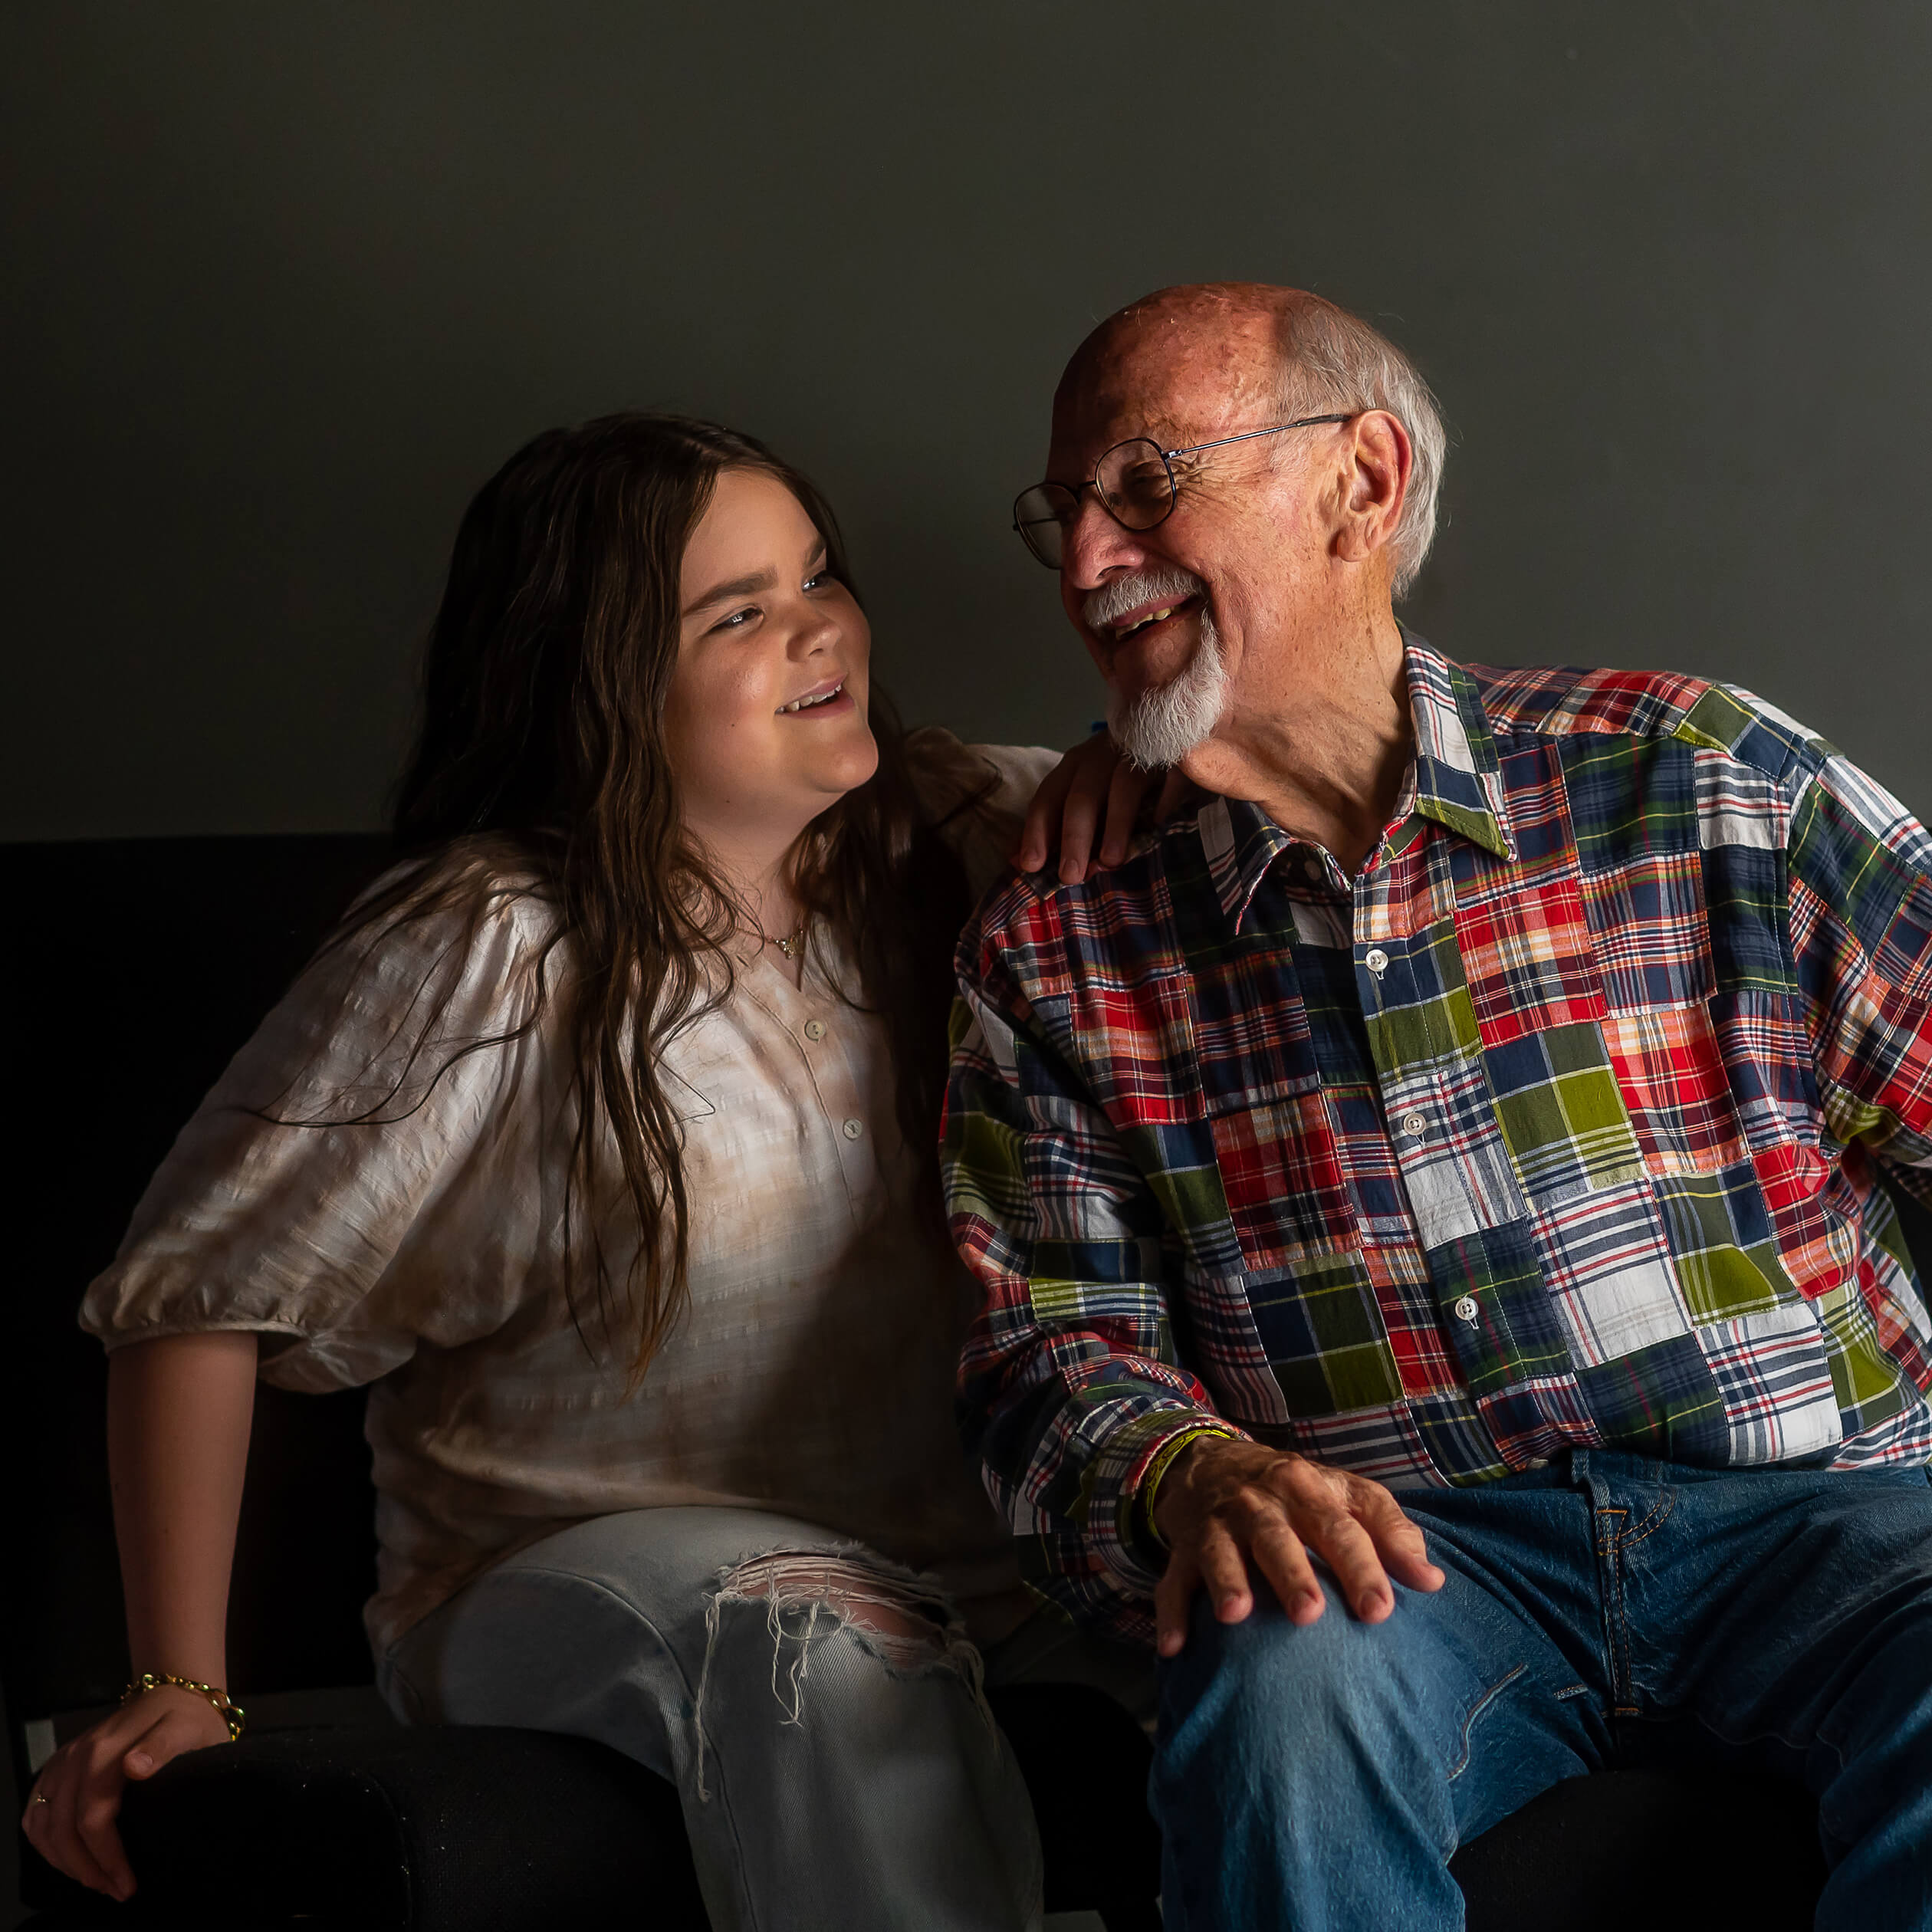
[1162,413,1355,460]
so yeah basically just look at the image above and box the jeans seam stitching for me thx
[1616,1491,1675,1549]
[1595,1506,1635,1711]
[1446,1663,1528,1782]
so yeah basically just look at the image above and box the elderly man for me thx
[943,282,1932,1930]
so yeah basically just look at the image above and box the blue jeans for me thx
[380,1506,1151,1932]
[1154,1454,1932,1932]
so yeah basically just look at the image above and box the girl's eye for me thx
[803,570,833,592]
[715,606,759,632]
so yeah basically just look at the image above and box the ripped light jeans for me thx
[1155,1453,1932,1932]
[379,1507,1101,1932]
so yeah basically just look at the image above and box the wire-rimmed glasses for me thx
[1011,413,1355,569]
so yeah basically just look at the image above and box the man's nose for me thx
[1060,495,1151,591]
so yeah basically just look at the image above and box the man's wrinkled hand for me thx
[1015,731,1192,885]
[1150,1437,1445,1658]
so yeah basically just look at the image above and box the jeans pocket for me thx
[1447,1664,1527,1782]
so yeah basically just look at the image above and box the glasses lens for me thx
[1096,440,1175,529]
[1014,484,1075,568]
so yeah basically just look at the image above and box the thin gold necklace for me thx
[752,915,807,960]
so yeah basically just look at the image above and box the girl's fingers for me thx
[74,1779,135,1900]
[28,1762,126,1901]
[123,1704,214,1779]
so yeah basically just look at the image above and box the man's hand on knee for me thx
[1149,1439,1445,1658]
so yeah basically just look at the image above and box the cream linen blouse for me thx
[80,732,1058,1654]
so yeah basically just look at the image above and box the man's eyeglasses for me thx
[1010,414,1355,570]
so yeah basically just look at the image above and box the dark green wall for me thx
[4,2,1927,839]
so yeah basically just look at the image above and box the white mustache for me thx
[1081,566,1207,635]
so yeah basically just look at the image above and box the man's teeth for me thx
[778,682,843,714]
[1116,604,1180,638]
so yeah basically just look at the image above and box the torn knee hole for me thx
[718,1551,951,1664]
[692,1546,994,1799]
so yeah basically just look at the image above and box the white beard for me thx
[1106,606,1230,770]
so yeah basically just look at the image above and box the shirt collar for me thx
[1401,630,1514,865]
[1191,629,1516,929]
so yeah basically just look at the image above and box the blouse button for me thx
[1365,947,1389,976]
[1453,1295,1480,1324]
[803,1019,826,1041]
[842,1118,865,1141]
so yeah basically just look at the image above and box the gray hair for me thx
[1275,298,1447,600]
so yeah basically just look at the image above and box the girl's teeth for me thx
[780,684,841,714]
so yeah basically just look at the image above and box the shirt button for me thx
[842,1118,864,1141]
[1365,948,1389,976]
[1453,1295,1480,1324]
[803,1019,826,1041]
[1401,1112,1426,1137]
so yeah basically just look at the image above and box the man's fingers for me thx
[1097,755,1149,867]
[1015,765,1074,873]
[1154,1542,1201,1658]
[1246,1518,1324,1625]
[1056,780,1102,885]
[1302,1508,1395,1622]
[1194,1518,1255,1624]
[1358,1487,1447,1592]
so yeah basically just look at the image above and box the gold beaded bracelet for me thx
[120,1672,246,1743]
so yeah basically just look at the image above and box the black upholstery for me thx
[8,833,1913,1928]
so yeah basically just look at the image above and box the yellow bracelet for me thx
[1138,1424,1238,1551]
[120,1671,246,1743]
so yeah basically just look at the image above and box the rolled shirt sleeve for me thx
[944,924,1246,1638]
[1782,746,1932,1211]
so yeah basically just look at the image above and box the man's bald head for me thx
[1053,282,1446,598]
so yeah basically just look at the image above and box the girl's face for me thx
[665,468,878,860]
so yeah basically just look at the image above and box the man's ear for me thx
[1335,410,1411,565]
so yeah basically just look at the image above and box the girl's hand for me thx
[21,1684,233,1900]
[1016,732,1193,885]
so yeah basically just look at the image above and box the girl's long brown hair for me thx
[335,412,973,1383]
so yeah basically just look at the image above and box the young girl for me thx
[25,414,1145,1930]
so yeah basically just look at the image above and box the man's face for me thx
[1045,314,1341,761]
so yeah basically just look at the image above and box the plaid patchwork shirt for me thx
[944,636,1932,1644]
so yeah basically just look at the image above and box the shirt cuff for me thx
[1092,1407,1253,1591]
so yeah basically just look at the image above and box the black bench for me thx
[6,833,1878,1929]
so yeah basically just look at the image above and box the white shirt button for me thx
[1453,1295,1480,1324]
[842,1118,864,1141]
[1401,1112,1426,1137]
[1365,948,1389,975]
[803,1019,826,1041]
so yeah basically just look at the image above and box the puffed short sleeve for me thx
[78,876,569,1392]
[904,727,1062,899]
